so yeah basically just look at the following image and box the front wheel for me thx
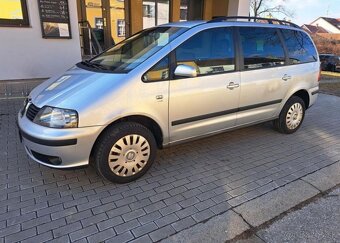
[273,96,306,134]
[93,122,157,183]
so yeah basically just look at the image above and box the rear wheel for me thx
[273,96,306,134]
[93,122,157,183]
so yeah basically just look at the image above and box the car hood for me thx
[30,66,127,110]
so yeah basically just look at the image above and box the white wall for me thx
[0,1,82,81]
[228,0,250,16]
[311,18,340,34]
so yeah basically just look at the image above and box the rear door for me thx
[169,27,240,143]
[236,27,290,126]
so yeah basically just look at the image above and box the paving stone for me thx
[192,209,215,223]
[122,209,146,222]
[105,231,134,243]
[129,235,153,243]
[159,204,182,216]
[81,212,108,227]
[175,206,198,219]
[115,219,141,234]
[138,211,162,225]
[5,227,37,243]
[149,225,176,242]
[97,216,124,231]
[1,95,340,243]
[87,228,116,243]
[21,231,53,243]
[155,213,179,228]
[132,222,158,237]
[53,222,83,238]
[171,216,196,232]
[37,218,66,234]
[69,225,98,242]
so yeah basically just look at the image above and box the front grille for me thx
[26,103,40,121]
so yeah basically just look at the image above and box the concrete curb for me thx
[161,161,340,243]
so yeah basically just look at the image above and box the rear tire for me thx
[93,122,157,183]
[273,96,306,134]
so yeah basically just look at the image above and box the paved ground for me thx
[0,94,340,243]
[241,186,340,243]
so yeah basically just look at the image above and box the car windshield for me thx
[86,26,186,73]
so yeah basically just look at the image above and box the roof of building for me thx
[302,24,328,34]
[313,17,340,30]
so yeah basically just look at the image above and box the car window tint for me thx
[143,55,169,82]
[239,27,285,70]
[175,27,235,77]
[281,29,317,64]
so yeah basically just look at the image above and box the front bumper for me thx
[17,112,103,168]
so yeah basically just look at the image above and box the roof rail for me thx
[207,16,300,28]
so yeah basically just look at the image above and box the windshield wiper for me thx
[81,60,109,70]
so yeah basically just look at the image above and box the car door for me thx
[236,27,290,126]
[169,27,240,143]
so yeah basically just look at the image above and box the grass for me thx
[320,72,340,97]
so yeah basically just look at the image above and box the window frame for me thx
[0,0,29,27]
[171,26,238,79]
[237,26,288,71]
[117,19,126,37]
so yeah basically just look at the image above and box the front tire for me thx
[273,96,306,134]
[93,122,157,183]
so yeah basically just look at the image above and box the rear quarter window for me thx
[281,29,318,64]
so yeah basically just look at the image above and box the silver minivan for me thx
[18,17,320,183]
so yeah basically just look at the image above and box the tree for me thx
[250,0,294,19]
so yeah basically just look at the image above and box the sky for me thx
[263,0,340,25]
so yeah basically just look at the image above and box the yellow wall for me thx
[0,0,23,19]
[85,0,126,43]
[82,0,231,40]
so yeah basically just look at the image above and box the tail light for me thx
[318,66,321,82]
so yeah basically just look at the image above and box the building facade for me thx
[0,0,250,81]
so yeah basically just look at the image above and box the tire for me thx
[273,96,306,134]
[93,122,157,183]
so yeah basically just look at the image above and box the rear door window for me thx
[239,27,285,70]
[281,29,318,64]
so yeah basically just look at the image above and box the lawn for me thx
[320,72,340,97]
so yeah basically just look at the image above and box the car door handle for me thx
[282,74,292,81]
[227,82,240,90]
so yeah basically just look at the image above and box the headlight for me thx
[33,106,78,128]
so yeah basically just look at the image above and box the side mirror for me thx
[174,64,197,78]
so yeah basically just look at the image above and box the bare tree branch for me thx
[250,0,295,18]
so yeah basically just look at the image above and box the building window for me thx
[143,0,169,29]
[117,19,125,37]
[0,0,29,27]
[180,0,203,21]
[95,17,104,29]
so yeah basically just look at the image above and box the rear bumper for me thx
[308,86,319,108]
[18,112,103,168]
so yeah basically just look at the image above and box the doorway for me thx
[78,0,126,56]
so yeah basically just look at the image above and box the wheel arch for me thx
[89,115,164,164]
[292,89,310,109]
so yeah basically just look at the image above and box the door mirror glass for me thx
[174,64,197,78]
